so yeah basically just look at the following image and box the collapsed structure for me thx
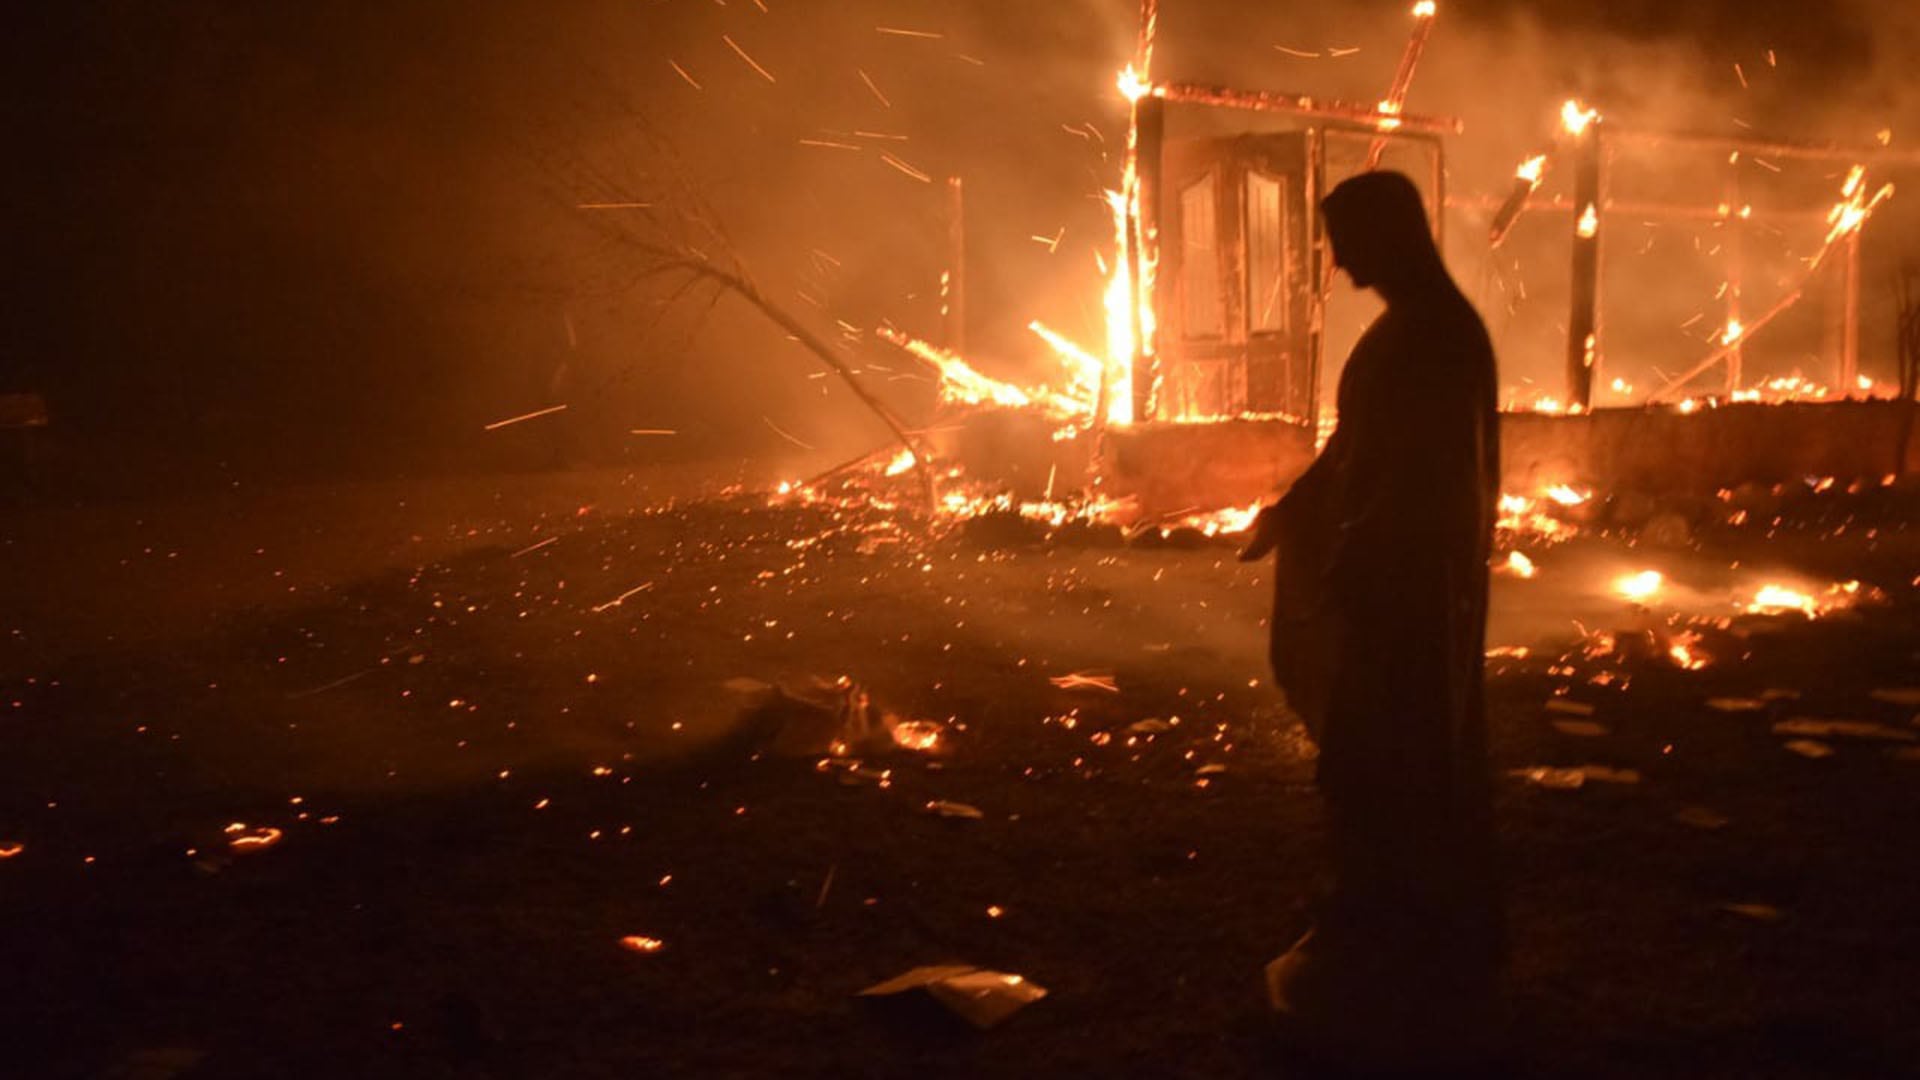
[852,1,1918,533]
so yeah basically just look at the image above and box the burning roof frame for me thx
[1486,118,1920,411]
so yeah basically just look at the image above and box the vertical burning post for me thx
[1366,2,1439,170]
[1563,99,1603,412]
[1119,0,1162,426]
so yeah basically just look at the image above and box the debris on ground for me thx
[1782,739,1838,759]
[924,800,984,820]
[857,965,1048,1029]
[1773,718,1917,742]
[1718,902,1788,923]
[1509,764,1642,790]
[1674,806,1731,830]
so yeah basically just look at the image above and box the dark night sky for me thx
[2,1,1914,483]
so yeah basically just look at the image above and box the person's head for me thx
[1320,171,1447,298]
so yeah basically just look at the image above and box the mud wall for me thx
[1502,401,1920,495]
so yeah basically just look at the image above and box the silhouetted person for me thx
[1241,170,1502,1071]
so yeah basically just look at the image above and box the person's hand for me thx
[1237,502,1286,562]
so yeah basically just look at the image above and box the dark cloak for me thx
[1260,171,1502,962]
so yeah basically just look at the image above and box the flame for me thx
[620,935,666,953]
[1411,1,1438,17]
[1668,631,1710,670]
[1749,584,1816,616]
[1504,551,1538,578]
[879,328,1081,417]
[883,448,918,477]
[1575,203,1599,239]
[1545,484,1590,506]
[1117,64,1150,103]
[1177,501,1261,537]
[1720,319,1744,346]
[1515,154,1548,188]
[1614,570,1664,603]
[1822,165,1895,249]
[1374,99,1404,132]
[1560,99,1601,137]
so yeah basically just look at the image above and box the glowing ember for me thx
[1049,672,1120,693]
[1614,570,1664,603]
[619,935,666,954]
[890,719,944,752]
[224,822,283,853]
[1504,551,1538,578]
[0,842,23,859]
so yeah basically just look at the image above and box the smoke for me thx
[6,1,1915,486]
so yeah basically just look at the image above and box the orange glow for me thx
[225,822,284,853]
[1575,203,1599,239]
[1560,99,1601,137]
[1614,570,1663,603]
[620,935,666,953]
[890,719,944,752]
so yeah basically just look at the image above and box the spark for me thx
[668,60,702,89]
[721,34,776,82]
[591,582,655,614]
[483,404,567,431]
[1273,45,1322,59]
[628,428,678,436]
[798,139,861,150]
[857,68,892,108]
[878,152,932,182]
[761,416,815,449]
[875,26,943,38]
[510,537,559,558]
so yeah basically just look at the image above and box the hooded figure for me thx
[1241,171,1502,1069]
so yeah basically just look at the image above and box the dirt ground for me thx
[2,465,1918,1078]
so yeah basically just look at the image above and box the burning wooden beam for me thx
[1565,122,1603,412]
[1152,83,1463,136]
